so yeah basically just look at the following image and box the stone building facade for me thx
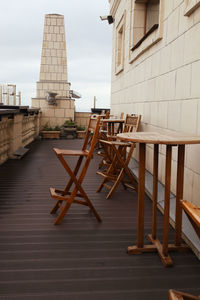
[32,14,75,128]
[109,0,200,207]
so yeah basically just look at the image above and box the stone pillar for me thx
[32,14,75,128]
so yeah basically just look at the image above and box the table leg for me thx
[128,142,188,266]
[120,123,123,133]
[128,142,156,256]
[175,145,185,246]
[152,144,159,239]
[137,143,146,248]
[111,123,114,135]
[162,145,172,257]
[108,123,111,136]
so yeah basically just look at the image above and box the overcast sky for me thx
[0,0,112,112]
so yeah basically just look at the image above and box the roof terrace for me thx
[0,138,199,300]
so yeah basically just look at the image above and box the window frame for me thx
[129,0,164,63]
[115,11,126,75]
[184,0,200,16]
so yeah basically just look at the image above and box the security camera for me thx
[100,15,108,21]
[100,15,114,24]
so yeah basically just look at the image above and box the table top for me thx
[117,132,200,145]
[101,118,125,123]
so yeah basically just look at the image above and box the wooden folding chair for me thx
[123,114,141,133]
[169,289,200,300]
[97,111,111,166]
[182,200,200,238]
[99,110,110,140]
[96,114,141,199]
[116,112,124,134]
[50,116,102,225]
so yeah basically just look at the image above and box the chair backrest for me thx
[100,111,110,131]
[82,115,101,156]
[123,114,141,133]
[105,111,110,119]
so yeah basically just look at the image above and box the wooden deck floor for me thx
[0,139,199,300]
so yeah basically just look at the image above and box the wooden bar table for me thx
[101,118,124,136]
[117,131,200,267]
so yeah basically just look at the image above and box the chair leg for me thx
[51,154,101,224]
[51,200,62,214]
[96,154,118,193]
[63,156,83,193]
[96,143,137,198]
[53,185,102,224]
[96,178,107,193]
[83,193,102,222]
[106,168,125,199]
[54,200,73,225]
[50,156,84,215]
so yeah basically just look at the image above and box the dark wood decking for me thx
[0,139,199,300]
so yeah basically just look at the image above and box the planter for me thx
[41,131,60,139]
[62,126,77,139]
[77,130,86,139]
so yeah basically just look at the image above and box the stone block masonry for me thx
[109,0,200,208]
[32,14,74,128]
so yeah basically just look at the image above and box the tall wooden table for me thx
[101,118,124,136]
[117,132,200,267]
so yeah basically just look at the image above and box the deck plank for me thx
[0,139,199,300]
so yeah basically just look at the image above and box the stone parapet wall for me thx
[0,108,40,165]
[22,115,39,146]
[0,117,12,164]
[75,112,91,128]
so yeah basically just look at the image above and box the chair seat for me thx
[53,148,89,156]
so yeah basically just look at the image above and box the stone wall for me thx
[0,108,40,165]
[32,98,75,128]
[109,0,200,206]
[75,112,91,129]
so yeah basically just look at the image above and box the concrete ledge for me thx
[130,158,200,259]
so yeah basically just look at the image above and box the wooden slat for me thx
[0,139,200,299]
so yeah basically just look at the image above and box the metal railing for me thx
[0,84,21,106]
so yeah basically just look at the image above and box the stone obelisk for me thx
[32,14,75,127]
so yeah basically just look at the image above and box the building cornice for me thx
[110,0,121,17]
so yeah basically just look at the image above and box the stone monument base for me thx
[32,97,75,128]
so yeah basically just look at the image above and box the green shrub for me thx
[43,124,61,131]
[64,119,76,127]
[77,126,85,131]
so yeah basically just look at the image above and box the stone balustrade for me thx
[0,106,40,164]
[0,108,103,165]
